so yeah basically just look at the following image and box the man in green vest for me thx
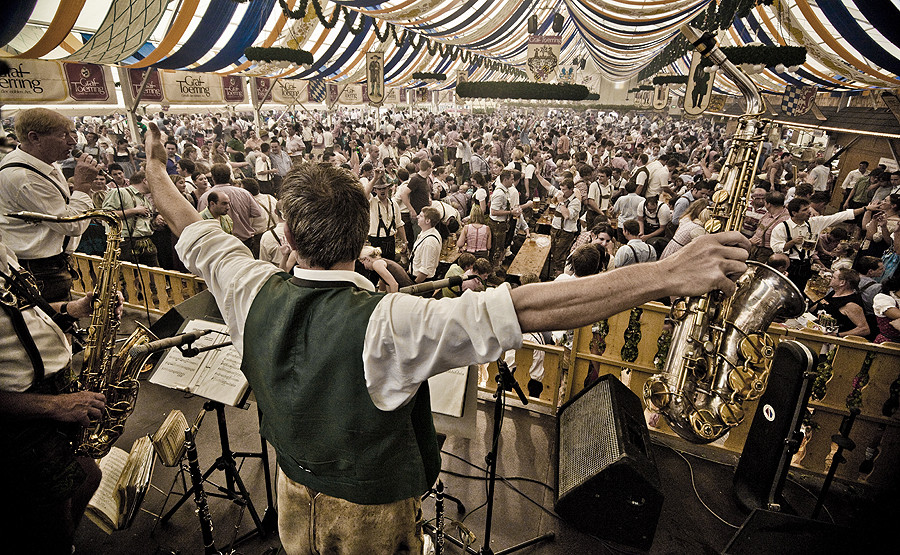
[143,123,752,555]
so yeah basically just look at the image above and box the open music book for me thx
[85,436,155,534]
[151,409,189,467]
[149,319,249,407]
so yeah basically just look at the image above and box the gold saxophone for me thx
[642,26,806,443]
[9,209,157,458]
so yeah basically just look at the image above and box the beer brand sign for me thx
[124,68,164,102]
[222,75,245,103]
[0,59,115,104]
[63,63,110,102]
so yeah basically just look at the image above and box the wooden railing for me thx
[560,301,900,492]
[477,340,567,414]
[71,254,207,315]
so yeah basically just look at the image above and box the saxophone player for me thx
[0,230,113,554]
[0,108,101,302]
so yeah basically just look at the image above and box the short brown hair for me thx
[281,163,368,269]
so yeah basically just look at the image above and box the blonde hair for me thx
[683,198,709,222]
[15,108,72,140]
[468,204,487,225]
[360,245,382,259]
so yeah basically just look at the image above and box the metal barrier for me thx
[71,254,207,315]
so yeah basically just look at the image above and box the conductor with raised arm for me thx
[143,122,751,555]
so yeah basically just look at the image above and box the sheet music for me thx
[429,366,469,417]
[150,319,249,406]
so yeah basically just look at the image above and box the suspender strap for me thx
[1,162,73,251]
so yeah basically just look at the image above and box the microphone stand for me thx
[439,359,554,554]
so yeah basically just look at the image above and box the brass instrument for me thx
[9,210,157,457]
[642,27,806,443]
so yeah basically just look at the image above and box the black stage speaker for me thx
[527,14,538,35]
[733,340,814,513]
[552,13,564,34]
[555,374,663,550]
[723,508,853,555]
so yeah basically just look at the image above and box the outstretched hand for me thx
[662,231,750,298]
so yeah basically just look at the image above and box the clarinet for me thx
[434,481,444,555]
[184,426,221,555]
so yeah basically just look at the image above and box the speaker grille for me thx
[558,378,621,497]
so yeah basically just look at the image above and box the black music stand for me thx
[151,291,277,544]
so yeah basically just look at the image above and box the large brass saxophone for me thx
[642,26,806,443]
[9,209,157,458]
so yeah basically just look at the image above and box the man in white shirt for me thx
[770,197,869,290]
[534,171,581,278]
[488,170,517,267]
[410,207,443,283]
[611,181,646,242]
[840,161,868,206]
[805,158,830,193]
[0,108,100,301]
[143,122,753,555]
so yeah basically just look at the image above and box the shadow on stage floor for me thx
[73,312,892,555]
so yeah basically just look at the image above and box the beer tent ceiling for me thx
[2,0,899,95]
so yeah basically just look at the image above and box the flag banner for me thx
[366,51,385,105]
[399,87,407,103]
[781,85,818,116]
[685,51,714,116]
[222,75,245,104]
[327,83,339,108]
[159,71,226,104]
[526,35,561,83]
[308,79,326,103]
[326,83,364,106]
[118,67,164,105]
[652,84,669,110]
[383,87,401,105]
[1,59,116,105]
[273,80,309,105]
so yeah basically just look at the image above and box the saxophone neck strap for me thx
[0,269,46,382]
[0,266,78,335]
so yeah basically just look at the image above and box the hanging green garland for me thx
[652,75,689,85]
[456,81,586,100]
[412,72,446,81]
[720,45,807,67]
[277,0,524,78]
[245,46,313,66]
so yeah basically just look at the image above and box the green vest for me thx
[242,273,441,505]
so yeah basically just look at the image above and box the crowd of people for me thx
[1,102,899,551]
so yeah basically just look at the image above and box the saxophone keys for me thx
[728,366,753,394]
[690,409,721,441]
[643,377,671,411]
[711,189,730,205]
[704,219,723,233]
[740,334,774,365]
[719,402,744,427]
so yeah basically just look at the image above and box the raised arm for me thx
[511,232,750,332]
[144,123,201,236]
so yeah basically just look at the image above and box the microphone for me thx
[398,275,479,296]
[129,329,214,358]
[71,148,114,181]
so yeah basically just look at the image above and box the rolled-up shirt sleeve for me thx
[175,220,277,353]
[363,284,523,410]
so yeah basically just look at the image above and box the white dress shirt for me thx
[175,220,522,410]
[0,148,92,258]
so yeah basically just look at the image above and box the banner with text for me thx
[526,35,561,83]
[1,59,116,105]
